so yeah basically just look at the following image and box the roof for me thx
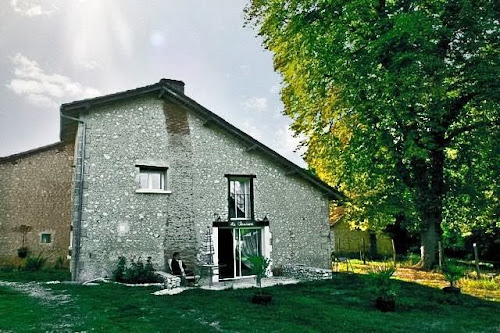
[329,205,346,226]
[60,79,344,200]
[0,142,68,163]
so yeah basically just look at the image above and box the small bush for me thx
[441,262,466,287]
[23,253,47,272]
[112,256,127,282]
[112,256,160,284]
[368,263,397,300]
[247,255,270,291]
[53,257,68,270]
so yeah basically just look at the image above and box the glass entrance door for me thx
[218,228,262,279]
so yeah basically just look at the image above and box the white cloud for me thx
[10,0,59,17]
[6,53,101,109]
[241,96,268,112]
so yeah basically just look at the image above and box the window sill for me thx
[135,189,172,194]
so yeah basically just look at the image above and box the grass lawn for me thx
[1,269,499,332]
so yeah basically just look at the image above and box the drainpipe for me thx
[61,113,86,281]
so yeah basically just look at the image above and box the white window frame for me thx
[136,165,170,194]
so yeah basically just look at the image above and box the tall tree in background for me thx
[246,0,499,268]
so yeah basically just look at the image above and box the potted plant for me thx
[441,263,465,294]
[15,224,32,258]
[369,264,397,312]
[17,246,28,258]
[247,255,272,305]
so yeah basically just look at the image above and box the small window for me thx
[226,175,255,220]
[137,166,168,193]
[41,233,52,244]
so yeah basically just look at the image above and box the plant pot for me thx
[252,293,273,305]
[375,297,396,312]
[443,286,461,294]
[17,247,28,258]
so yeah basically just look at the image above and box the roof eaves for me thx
[56,79,344,201]
[61,82,162,113]
[0,142,67,163]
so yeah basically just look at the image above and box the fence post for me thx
[473,243,481,279]
[362,238,366,265]
[391,239,396,266]
[438,241,443,269]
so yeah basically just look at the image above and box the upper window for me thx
[137,166,169,193]
[40,233,52,244]
[227,175,255,220]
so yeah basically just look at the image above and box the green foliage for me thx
[53,256,68,270]
[461,275,500,291]
[23,253,47,272]
[247,255,270,291]
[112,256,127,282]
[441,262,467,287]
[245,0,500,268]
[112,256,160,284]
[368,264,397,300]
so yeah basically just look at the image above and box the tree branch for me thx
[444,119,499,145]
[441,93,476,127]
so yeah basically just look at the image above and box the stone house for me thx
[0,78,343,281]
[0,143,74,266]
[63,79,344,281]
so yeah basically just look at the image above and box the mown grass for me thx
[1,271,499,332]
[0,268,70,282]
[0,286,53,331]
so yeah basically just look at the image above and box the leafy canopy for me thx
[245,0,499,261]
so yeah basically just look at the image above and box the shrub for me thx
[112,256,127,282]
[368,263,397,300]
[54,256,68,270]
[23,253,47,272]
[441,263,467,288]
[112,256,160,284]
[247,255,270,292]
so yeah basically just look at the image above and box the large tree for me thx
[246,0,499,268]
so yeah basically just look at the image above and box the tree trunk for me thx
[415,145,445,270]
[420,218,439,269]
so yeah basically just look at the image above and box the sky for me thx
[0,0,306,166]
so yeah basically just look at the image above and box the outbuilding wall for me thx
[0,143,74,266]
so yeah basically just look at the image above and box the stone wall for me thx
[75,97,173,280]
[189,113,332,270]
[282,264,332,280]
[0,142,74,266]
[72,94,332,281]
